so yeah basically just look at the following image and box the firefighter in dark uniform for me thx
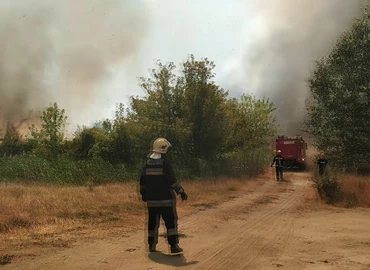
[271,150,284,181]
[317,152,328,176]
[139,138,188,255]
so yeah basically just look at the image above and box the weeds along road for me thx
[3,171,315,270]
[5,171,370,269]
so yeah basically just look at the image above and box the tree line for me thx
[0,55,278,184]
[2,2,368,184]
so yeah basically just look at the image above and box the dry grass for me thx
[0,254,14,266]
[178,177,253,215]
[304,173,370,210]
[0,176,261,253]
[338,174,370,208]
[0,182,144,234]
[297,186,336,213]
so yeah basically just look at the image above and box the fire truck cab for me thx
[275,135,307,170]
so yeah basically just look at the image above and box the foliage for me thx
[225,95,277,151]
[126,55,277,176]
[312,171,343,205]
[0,55,278,184]
[29,102,68,159]
[0,155,137,185]
[0,125,24,156]
[305,5,370,168]
[180,55,229,160]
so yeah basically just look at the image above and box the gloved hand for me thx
[180,191,188,201]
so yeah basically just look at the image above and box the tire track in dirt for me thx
[228,187,303,270]
[3,172,310,270]
[179,179,277,231]
[146,177,283,262]
[187,173,308,269]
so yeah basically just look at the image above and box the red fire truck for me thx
[275,135,308,170]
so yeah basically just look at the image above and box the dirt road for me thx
[3,172,370,270]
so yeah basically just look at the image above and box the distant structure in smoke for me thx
[242,0,366,134]
[0,0,148,136]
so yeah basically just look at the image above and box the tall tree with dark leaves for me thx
[180,54,228,159]
[305,4,370,168]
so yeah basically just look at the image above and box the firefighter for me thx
[139,138,188,255]
[271,150,284,181]
[317,152,328,176]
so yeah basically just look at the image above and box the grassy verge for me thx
[0,182,142,234]
[0,147,271,184]
[0,176,262,242]
[311,171,370,208]
[0,156,139,185]
[338,174,370,208]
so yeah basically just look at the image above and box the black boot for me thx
[170,244,183,255]
[149,244,157,252]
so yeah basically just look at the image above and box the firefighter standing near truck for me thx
[139,138,188,255]
[317,152,328,176]
[271,150,284,181]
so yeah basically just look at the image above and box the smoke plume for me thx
[242,0,366,134]
[0,0,148,136]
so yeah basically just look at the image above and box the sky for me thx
[0,0,366,135]
[108,0,252,111]
[107,0,365,134]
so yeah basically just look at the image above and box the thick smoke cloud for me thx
[0,0,148,135]
[242,0,366,134]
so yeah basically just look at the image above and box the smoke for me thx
[0,0,148,136]
[241,0,366,134]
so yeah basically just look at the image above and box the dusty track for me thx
[3,171,370,270]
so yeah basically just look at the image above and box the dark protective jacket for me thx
[271,155,284,168]
[317,158,328,174]
[139,155,184,207]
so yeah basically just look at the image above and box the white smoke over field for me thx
[1,0,366,137]
[240,0,366,134]
[0,0,147,136]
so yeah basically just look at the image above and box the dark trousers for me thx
[148,206,178,246]
[275,167,283,180]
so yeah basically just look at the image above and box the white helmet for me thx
[152,138,172,154]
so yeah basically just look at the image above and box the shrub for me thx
[312,171,343,204]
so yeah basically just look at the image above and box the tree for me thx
[226,95,277,150]
[30,102,68,158]
[127,61,191,161]
[180,55,229,159]
[127,56,229,165]
[93,119,113,135]
[0,123,24,157]
[305,5,370,168]
[126,55,278,177]
[72,127,106,159]
[110,103,133,164]
[221,95,277,177]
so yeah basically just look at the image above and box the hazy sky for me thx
[109,0,253,111]
[107,0,364,133]
[0,0,365,134]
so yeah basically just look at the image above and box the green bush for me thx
[0,155,138,185]
[312,171,343,204]
[0,146,271,185]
